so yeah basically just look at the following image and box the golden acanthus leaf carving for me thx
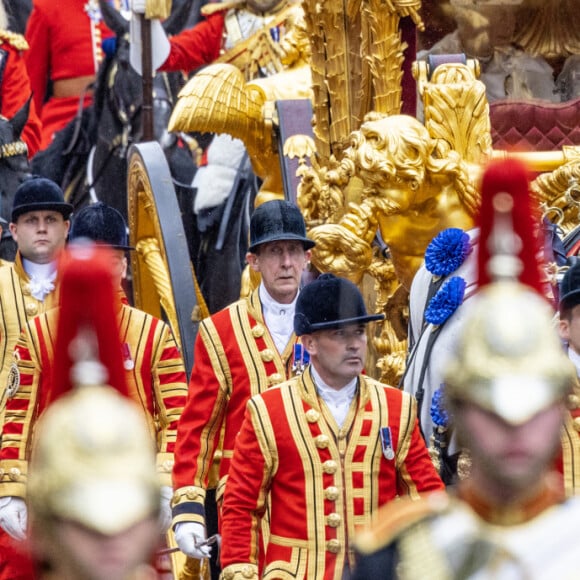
[415,60,492,165]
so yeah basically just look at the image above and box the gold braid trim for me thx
[354,491,450,555]
[220,563,259,580]
[171,485,207,507]
[170,485,206,527]
[0,30,28,51]
[201,0,244,16]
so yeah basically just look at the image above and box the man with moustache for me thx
[219,274,443,579]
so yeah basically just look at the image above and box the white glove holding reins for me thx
[174,521,212,559]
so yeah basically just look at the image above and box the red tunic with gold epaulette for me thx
[171,289,300,525]
[219,369,444,580]
[0,301,188,498]
[24,0,113,149]
[0,31,42,158]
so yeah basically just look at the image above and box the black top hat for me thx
[294,274,384,336]
[560,260,580,313]
[69,202,134,251]
[11,177,73,222]
[248,200,315,253]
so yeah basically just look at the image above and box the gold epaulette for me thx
[0,30,29,51]
[201,0,244,16]
[354,491,450,555]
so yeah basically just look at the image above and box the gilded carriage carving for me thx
[164,0,580,385]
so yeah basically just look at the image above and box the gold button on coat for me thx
[322,460,337,474]
[268,373,283,385]
[251,324,265,338]
[260,349,274,362]
[306,409,319,423]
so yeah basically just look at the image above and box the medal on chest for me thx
[380,426,395,460]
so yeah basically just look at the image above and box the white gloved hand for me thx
[0,497,27,541]
[174,522,211,559]
[159,486,173,534]
[131,0,146,14]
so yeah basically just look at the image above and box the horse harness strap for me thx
[401,274,449,441]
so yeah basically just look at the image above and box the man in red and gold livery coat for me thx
[24,0,113,150]
[0,178,71,412]
[219,274,444,579]
[0,178,70,578]
[0,203,188,558]
[0,0,42,158]
[170,200,315,562]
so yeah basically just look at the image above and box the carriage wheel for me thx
[127,141,200,377]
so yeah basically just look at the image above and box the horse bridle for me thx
[0,139,28,160]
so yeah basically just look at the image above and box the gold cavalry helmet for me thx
[443,280,576,425]
[28,385,160,535]
[443,157,576,424]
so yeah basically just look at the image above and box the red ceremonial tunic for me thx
[0,299,188,499]
[0,32,42,158]
[219,369,444,579]
[171,289,302,525]
[161,12,225,73]
[24,0,113,150]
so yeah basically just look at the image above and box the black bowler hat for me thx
[11,177,73,222]
[69,202,134,251]
[560,260,580,313]
[294,274,384,336]
[248,200,315,252]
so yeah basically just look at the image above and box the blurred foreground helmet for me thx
[443,158,576,424]
[28,244,160,534]
[443,282,575,424]
[28,385,160,535]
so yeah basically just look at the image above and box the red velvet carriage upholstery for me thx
[490,96,580,151]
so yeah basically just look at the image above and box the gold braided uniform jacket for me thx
[0,255,60,413]
[352,481,580,579]
[0,294,188,497]
[171,288,301,525]
[219,369,444,580]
